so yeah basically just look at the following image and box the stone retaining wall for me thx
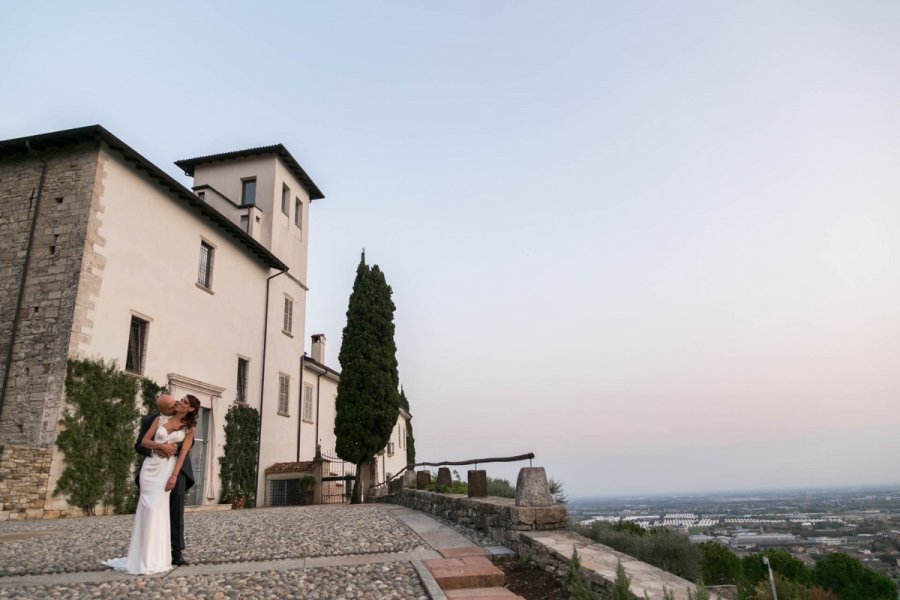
[0,445,52,520]
[382,489,713,600]
[386,488,566,542]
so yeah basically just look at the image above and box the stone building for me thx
[0,125,408,518]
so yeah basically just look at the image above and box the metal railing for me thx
[370,452,535,494]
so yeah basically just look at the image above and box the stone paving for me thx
[0,505,428,577]
[0,505,449,599]
[0,563,426,600]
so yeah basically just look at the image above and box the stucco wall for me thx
[45,145,277,509]
[301,366,338,458]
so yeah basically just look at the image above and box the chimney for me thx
[311,334,326,363]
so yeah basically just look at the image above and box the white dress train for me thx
[103,415,185,574]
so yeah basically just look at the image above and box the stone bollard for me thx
[515,466,553,507]
[436,467,452,491]
[416,470,431,490]
[467,470,487,498]
[404,470,417,489]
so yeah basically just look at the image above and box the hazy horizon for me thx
[2,1,897,497]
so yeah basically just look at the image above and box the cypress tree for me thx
[399,386,416,465]
[335,253,400,502]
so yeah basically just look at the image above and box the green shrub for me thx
[614,520,647,537]
[698,540,742,585]
[55,359,140,515]
[426,469,468,494]
[487,476,516,498]
[564,546,595,599]
[572,521,700,581]
[812,552,898,600]
[218,403,260,507]
[742,550,811,588]
[549,477,568,505]
[687,581,711,600]
[752,572,810,600]
[642,528,701,581]
[612,560,632,600]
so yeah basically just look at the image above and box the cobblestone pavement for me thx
[0,563,428,600]
[0,505,463,599]
[0,505,429,577]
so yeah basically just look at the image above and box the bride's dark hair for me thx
[180,395,201,431]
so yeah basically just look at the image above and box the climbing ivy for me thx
[218,403,260,508]
[139,378,166,415]
[55,358,140,515]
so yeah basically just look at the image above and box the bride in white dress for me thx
[104,396,198,574]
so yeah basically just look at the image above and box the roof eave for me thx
[0,125,288,272]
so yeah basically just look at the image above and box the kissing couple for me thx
[104,394,199,574]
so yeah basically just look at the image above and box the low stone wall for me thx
[382,489,713,600]
[0,445,52,520]
[388,489,567,543]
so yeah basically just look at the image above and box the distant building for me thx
[731,533,798,549]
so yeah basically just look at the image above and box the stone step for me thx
[445,587,525,599]
[421,556,505,590]
[438,546,490,559]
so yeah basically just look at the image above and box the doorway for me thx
[185,407,210,506]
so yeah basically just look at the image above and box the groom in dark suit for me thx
[135,394,195,566]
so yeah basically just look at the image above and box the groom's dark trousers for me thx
[135,411,195,559]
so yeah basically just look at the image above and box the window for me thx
[294,197,303,229]
[240,214,249,231]
[281,184,290,215]
[236,358,249,403]
[197,241,214,289]
[278,374,290,415]
[241,178,256,205]
[125,316,148,374]
[387,442,395,457]
[303,383,314,422]
[399,425,404,449]
[283,295,293,335]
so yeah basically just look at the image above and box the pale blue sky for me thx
[2,1,898,495]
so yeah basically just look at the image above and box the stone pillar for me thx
[436,467,452,491]
[467,470,487,498]
[403,470,417,489]
[311,456,324,506]
[416,470,431,490]
[515,467,553,507]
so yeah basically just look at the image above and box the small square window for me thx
[125,316,149,374]
[281,184,290,215]
[241,178,257,205]
[198,241,214,288]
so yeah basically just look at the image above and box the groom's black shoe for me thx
[172,553,189,566]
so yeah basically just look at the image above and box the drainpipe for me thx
[0,142,47,419]
[296,353,305,462]
[315,371,323,449]
[255,268,288,498]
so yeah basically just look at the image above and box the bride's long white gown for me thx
[104,415,185,574]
